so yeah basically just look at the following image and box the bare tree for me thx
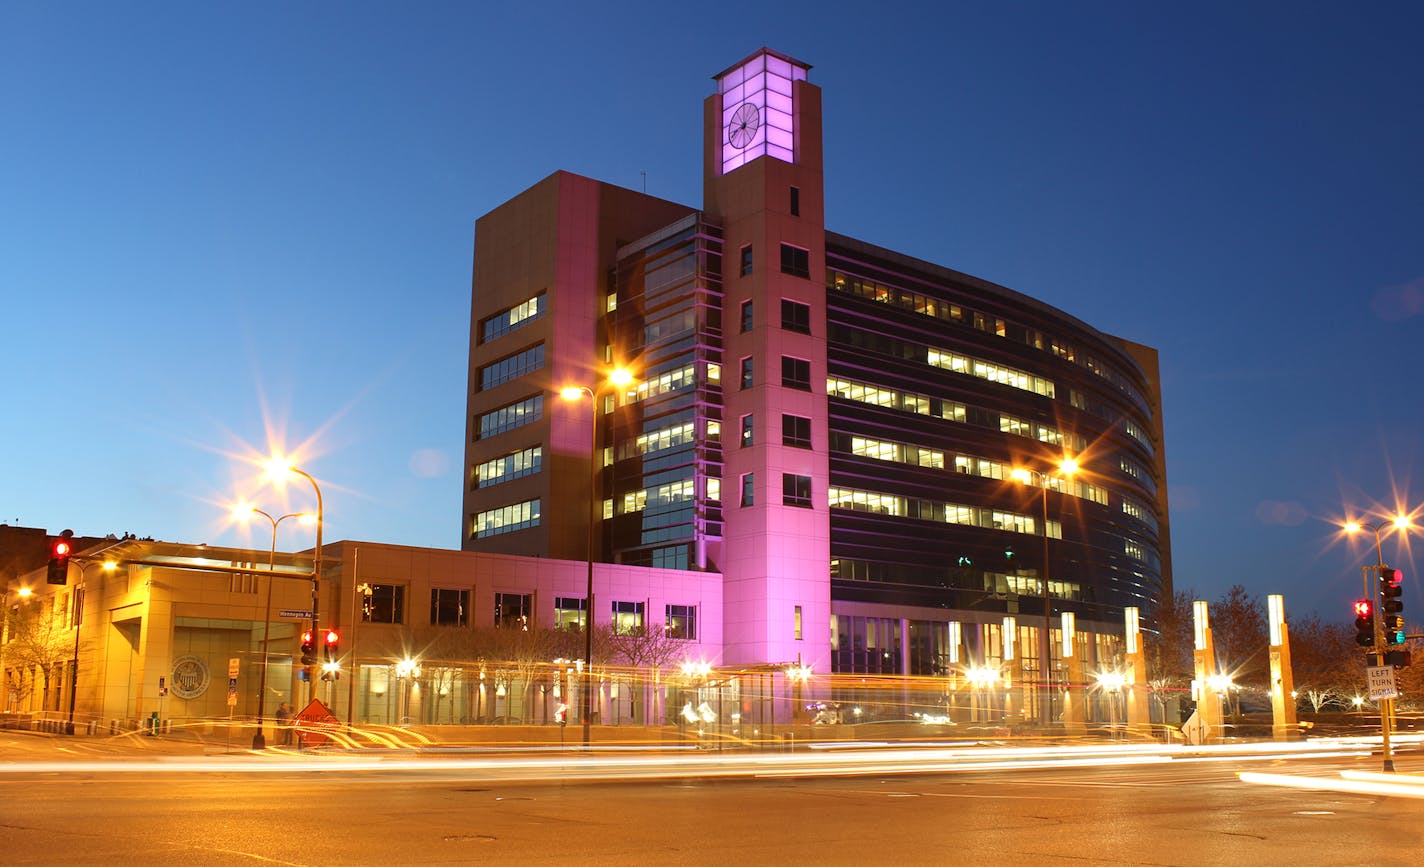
[1287,613,1361,711]
[605,623,688,724]
[1209,585,1268,690]
[4,597,70,712]
[1145,589,1194,716]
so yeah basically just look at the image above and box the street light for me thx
[66,559,117,735]
[233,502,314,749]
[559,367,635,749]
[263,456,325,696]
[1095,670,1127,737]
[1011,456,1078,726]
[785,662,813,721]
[395,657,421,725]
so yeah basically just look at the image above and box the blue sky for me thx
[3,2,1421,619]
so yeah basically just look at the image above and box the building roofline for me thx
[711,47,812,82]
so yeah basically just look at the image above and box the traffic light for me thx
[1383,614,1407,646]
[300,629,317,666]
[1380,569,1405,645]
[323,628,339,662]
[1353,599,1375,647]
[46,529,74,585]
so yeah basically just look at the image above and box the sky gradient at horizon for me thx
[3,2,1422,619]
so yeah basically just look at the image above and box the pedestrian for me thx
[275,702,292,746]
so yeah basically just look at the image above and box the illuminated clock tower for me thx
[704,49,830,672]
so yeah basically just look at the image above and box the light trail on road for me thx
[1,734,1412,784]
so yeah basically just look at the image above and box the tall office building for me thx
[463,49,1171,691]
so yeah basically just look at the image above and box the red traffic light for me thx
[1354,599,1373,618]
[1382,567,1403,586]
[324,629,339,646]
[52,539,71,558]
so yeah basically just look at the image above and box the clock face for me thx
[728,102,761,149]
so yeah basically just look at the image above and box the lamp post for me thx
[1011,457,1078,727]
[560,368,634,749]
[264,458,325,700]
[1095,670,1126,738]
[1343,512,1414,773]
[66,559,116,735]
[235,503,313,749]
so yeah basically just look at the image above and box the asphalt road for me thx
[2,743,1420,866]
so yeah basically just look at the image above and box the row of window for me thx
[738,413,812,449]
[926,347,1055,398]
[731,472,813,508]
[480,293,545,343]
[476,393,542,440]
[366,584,698,638]
[474,445,542,489]
[829,558,1084,602]
[827,486,1062,538]
[834,431,1111,508]
[479,344,545,391]
[829,269,1149,412]
[740,298,811,334]
[471,499,540,538]
[736,242,813,281]
[737,355,813,391]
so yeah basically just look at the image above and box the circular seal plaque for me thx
[170,655,210,700]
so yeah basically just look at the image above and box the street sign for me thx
[228,657,240,678]
[1366,665,1399,701]
[279,609,314,619]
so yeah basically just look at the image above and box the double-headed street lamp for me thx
[263,457,325,696]
[1011,456,1078,726]
[560,367,635,748]
[234,503,314,749]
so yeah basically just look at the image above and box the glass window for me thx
[780,299,810,334]
[781,356,811,390]
[477,394,543,440]
[554,596,586,631]
[740,244,753,276]
[740,356,753,390]
[741,414,753,447]
[611,600,644,635]
[740,473,754,507]
[472,499,541,538]
[481,293,545,343]
[665,604,697,640]
[740,300,753,333]
[362,584,405,625]
[474,445,543,488]
[783,473,812,508]
[794,605,803,640]
[782,414,811,448]
[790,186,800,217]
[430,588,468,627]
[479,344,545,390]
[780,243,809,278]
[494,592,531,630]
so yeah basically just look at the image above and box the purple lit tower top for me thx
[715,49,810,175]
